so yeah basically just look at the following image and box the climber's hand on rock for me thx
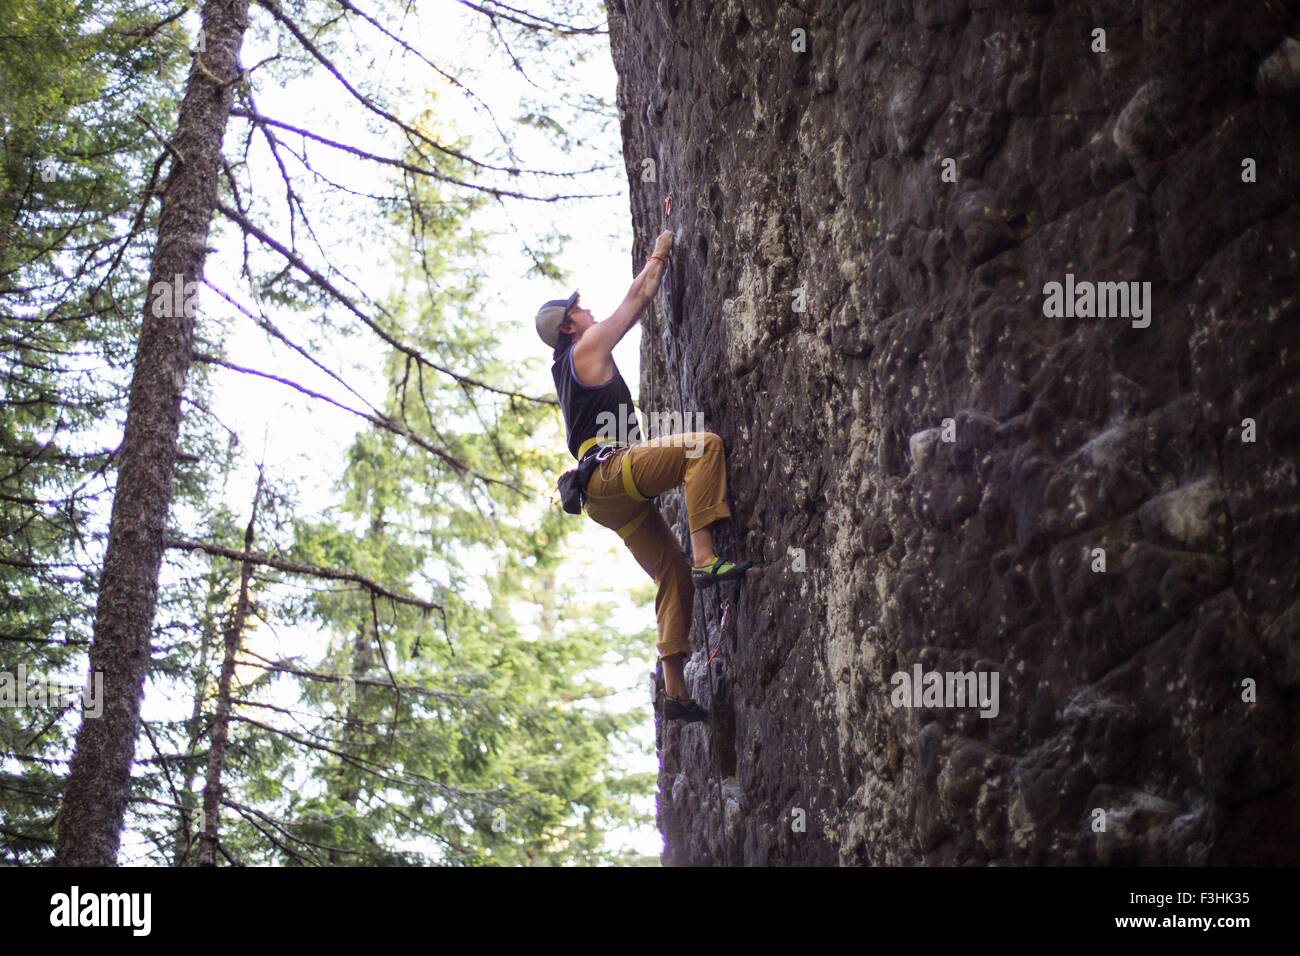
[653,230,674,258]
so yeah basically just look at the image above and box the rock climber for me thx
[534,228,751,723]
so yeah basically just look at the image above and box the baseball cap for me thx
[534,290,579,348]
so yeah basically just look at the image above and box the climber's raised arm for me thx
[575,230,674,368]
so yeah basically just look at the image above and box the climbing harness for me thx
[569,437,653,540]
[577,436,617,460]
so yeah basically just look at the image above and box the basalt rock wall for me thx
[606,0,1300,865]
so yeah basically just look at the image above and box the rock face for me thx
[606,0,1300,865]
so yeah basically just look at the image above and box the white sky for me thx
[181,1,663,862]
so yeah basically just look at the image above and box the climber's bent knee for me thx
[684,430,722,459]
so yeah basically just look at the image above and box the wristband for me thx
[648,254,667,264]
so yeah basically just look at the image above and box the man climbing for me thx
[535,228,751,723]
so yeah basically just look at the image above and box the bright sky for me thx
[183,2,663,862]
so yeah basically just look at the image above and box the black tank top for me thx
[551,340,641,460]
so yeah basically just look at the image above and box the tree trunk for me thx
[337,620,374,810]
[175,603,219,866]
[54,0,251,866]
[198,477,260,867]
[327,508,382,863]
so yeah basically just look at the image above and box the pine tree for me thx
[0,0,194,864]
[4,0,645,866]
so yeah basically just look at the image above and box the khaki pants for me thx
[583,432,731,659]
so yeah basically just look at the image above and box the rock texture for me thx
[607,0,1300,865]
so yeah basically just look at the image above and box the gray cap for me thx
[534,290,579,349]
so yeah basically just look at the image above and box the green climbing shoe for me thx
[661,692,709,723]
[691,555,753,588]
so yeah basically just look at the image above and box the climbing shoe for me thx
[661,692,709,723]
[691,555,753,588]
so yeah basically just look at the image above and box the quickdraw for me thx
[707,602,728,666]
